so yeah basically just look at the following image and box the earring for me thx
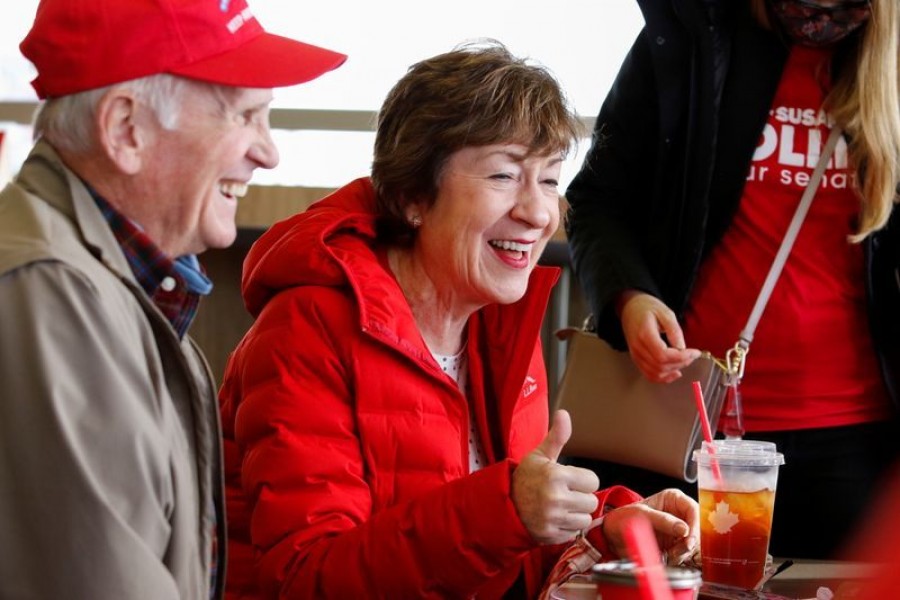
[409,214,423,228]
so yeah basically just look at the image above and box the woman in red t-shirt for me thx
[565,0,900,559]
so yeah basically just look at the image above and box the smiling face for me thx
[411,143,562,312]
[138,84,279,257]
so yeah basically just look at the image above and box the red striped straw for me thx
[622,514,675,600]
[692,381,722,482]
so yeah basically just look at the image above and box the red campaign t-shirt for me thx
[682,45,891,432]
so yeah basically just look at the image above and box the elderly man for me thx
[0,0,345,598]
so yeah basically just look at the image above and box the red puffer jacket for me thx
[219,178,638,599]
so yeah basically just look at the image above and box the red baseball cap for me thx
[20,0,348,99]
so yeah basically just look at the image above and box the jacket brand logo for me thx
[522,376,538,398]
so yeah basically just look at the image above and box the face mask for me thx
[768,0,872,47]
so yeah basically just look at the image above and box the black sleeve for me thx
[565,28,664,348]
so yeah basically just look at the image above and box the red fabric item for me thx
[220,178,635,598]
[584,486,643,555]
[683,45,891,432]
[20,0,346,99]
[538,537,603,600]
[538,486,644,600]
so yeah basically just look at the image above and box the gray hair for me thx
[32,74,196,153]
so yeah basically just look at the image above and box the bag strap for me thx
[726,125,844,380]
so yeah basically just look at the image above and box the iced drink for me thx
[692,440,784,589]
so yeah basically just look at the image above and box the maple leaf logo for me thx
[708,500,740,534]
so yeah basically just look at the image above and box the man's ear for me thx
[95,89,146,175]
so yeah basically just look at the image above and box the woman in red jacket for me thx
[219,41,699,599]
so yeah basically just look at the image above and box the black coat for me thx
[565,0,900,406]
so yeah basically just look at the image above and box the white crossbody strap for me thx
[727,126,844,379]
[739,126,843,346]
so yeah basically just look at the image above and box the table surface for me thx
[552,560,879,600]
[761,559,878,598]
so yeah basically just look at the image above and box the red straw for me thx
[622,514,675,600]
[692,381,722,481]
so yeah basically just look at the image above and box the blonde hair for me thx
[751,0,900,241]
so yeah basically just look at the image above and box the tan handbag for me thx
[554,327,728,481]
[554,126,843,482]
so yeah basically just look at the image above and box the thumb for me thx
[536,409,572,463]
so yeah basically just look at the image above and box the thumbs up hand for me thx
[511,410,601,545]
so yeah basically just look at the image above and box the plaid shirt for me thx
[91,193,211,338]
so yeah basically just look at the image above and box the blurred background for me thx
[0,0,643,189]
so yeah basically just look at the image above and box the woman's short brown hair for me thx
[371,40,583,245]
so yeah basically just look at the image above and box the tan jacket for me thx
[0,141,225,599]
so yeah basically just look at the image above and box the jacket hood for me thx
[241,178,378,317]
